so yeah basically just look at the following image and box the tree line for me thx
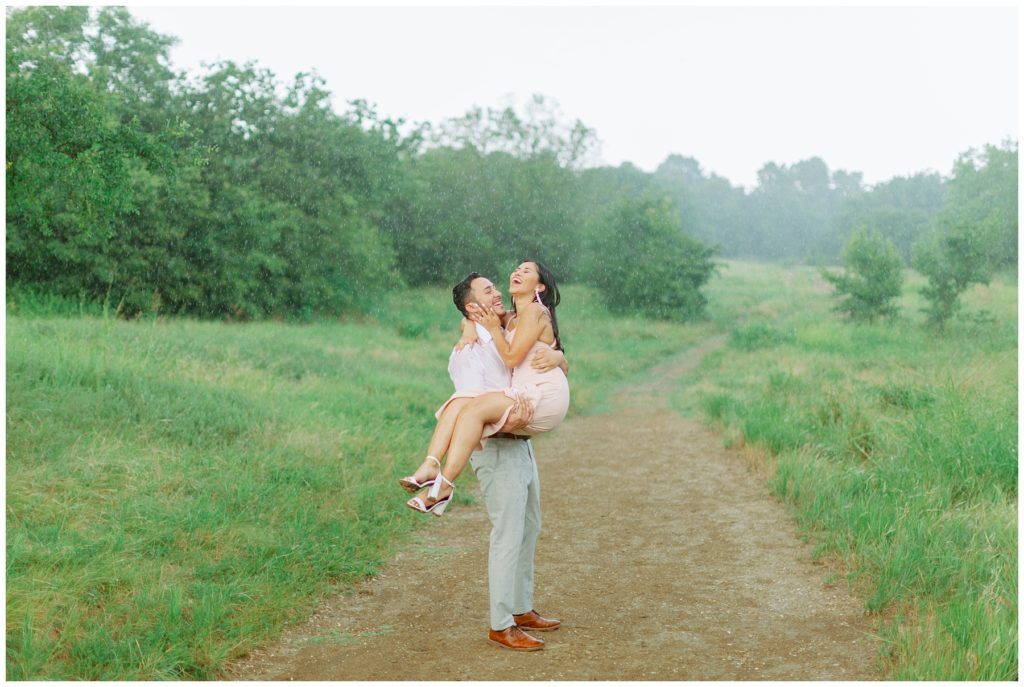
[6,7,1017,322]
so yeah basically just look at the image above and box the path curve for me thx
[227,336,881,680]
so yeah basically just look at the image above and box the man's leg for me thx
[508,442,559,632]
[512,441,541,616]
[470,439,532,631]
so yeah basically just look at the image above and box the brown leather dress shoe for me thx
[488,625,544,651]
[512,610,561,631]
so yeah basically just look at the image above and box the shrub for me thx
[912,220,993,331]
[581,193,717,321]
[821,227,903,323]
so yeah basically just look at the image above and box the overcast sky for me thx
[128,3,1018,189]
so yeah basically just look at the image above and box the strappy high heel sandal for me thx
[406,474,455,516]
[398,456,440,494]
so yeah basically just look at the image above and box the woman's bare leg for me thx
[421,392,516,503]
[409,397,472,483]
[428,398,472,459]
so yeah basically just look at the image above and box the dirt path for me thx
[227,336,881,680]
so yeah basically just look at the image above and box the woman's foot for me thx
[398,456,441,494]
[406,475,454,516]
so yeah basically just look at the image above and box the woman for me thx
[400,261,570,515]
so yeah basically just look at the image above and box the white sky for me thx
[126,3,1019,189]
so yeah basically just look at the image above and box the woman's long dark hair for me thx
[513,260,564,354]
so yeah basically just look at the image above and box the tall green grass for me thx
[6,285,708,679]
[675,260,1017,680]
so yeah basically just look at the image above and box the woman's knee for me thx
[441,397,472,419]
[466,394,513,421]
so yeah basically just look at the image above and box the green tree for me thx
[909,139,1017,331]
[396,146,580,286]
[744,157,869,264]
[87,8,205,316]
[821,227,904,323]
[394,146,502,285]
[652,154,752,259]
[6,4,410,319]
[940,140,1018,271]
[5,6,188,304]
[912,221,994,331]
[582,193,717,321]
[395,96,594,287]
[172,63,406,318]
[432,93,598,168]
[832,173,945,265]
[88,7,178,120]
[749,158,829,262]
[575,162,654,235]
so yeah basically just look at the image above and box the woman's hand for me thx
[471,304,503,333]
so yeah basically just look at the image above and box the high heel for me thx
[406,474,455,516]
[399,456,440,494]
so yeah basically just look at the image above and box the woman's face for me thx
[509,262,544,297]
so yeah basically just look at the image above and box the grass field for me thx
[5,285,710,679]
[675,260,1017,680]
[6,263,1016,679]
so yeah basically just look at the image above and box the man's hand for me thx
[498,393,534,433]
[455,316,479,351]
[531,347,566,373]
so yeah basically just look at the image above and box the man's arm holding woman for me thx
[532,346,568,376]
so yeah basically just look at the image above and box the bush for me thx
[821,227,903,323]
[912,221,993,331]
[581,193,717,321]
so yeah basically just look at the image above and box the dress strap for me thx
[533,288,551,315]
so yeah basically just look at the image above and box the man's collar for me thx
[475,322,493,343]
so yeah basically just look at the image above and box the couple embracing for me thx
[398,261,570,651]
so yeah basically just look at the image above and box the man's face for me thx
[467,276,506,315]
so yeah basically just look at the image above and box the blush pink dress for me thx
[435,326,570,438]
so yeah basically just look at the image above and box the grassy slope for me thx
[675,260,1017,680]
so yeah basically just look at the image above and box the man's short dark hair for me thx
[452,272,483,318]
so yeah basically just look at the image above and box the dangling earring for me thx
[534,287,543,305]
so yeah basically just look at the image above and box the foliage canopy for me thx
[5,7,1017,323]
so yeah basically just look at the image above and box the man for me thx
[448,271,566,652]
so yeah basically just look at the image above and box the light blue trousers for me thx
[469,438,541,632]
